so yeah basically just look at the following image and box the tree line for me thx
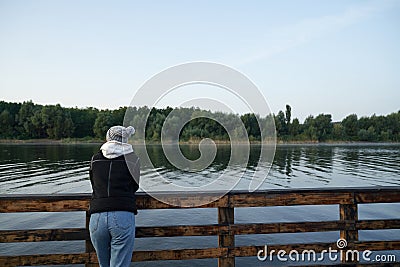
[0,100,399,142]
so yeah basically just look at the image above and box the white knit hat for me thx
[106,126,135,143]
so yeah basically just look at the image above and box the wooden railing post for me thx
[218,206,235,267]
[339,202,358,263]
[85,211,98,267]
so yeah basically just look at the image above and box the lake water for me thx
[0,143,399,266]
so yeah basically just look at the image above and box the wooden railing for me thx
[0,187,400,266]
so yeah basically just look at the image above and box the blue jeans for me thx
[89,211,135,267]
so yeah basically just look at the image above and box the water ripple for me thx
[0,144,399,194]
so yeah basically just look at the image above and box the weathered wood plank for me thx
[0,228,87,242]
[340,203,358,242]
[356,219,400,230]
[1,187,399,212]
[132,248,227,261]
[0,193,90,201]
[2,242,398,267]
[340,202,358,263]
[0,249,226,266]
[218,207,235,267]
[231,221,350,235]
[0,194,228,212]
[355,191,400,204]
[0,220,353,242]
[3,241,398,267]
[0,199,90,212]
[2,187,399,202]
[231,192,354,207]
[233,240,400,258]
[232,242,335,257]
[135,193,229,209]
[136,224,225,238]
[354,241,400,251]
[0,253,92,266]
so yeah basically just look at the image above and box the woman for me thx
[89,125,140,267]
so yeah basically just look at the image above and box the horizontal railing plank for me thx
[1,187,400,212]
[3,218,398,243]
[231,221,350,235]
[0,220,357,242]
[233,240,400,257]
[231,192,354,207]
[354,240,400,251]
[136,193,229,209]
[137,220,351,238]
[132,247,226,261]
[0,228,87,242]
[1,241,399,266]
[0,199,90,212]
[233,242,334,257]
[357,219,400,230]
[355,191,400,204]
[0,253,92,266]
[136,224,224,238]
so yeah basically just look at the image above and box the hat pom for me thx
[126,126,135,136]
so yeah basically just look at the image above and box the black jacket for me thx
[89,151,140,215]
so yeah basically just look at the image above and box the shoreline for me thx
[0,138,103,145]
[0,139,399,146]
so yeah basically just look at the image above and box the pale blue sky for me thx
[0,0,399,121]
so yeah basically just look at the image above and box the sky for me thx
[0,0,399,122]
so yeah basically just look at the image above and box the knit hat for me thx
[106,126,135,143]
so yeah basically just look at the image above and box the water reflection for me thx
[0,144,98,194]
[0,144,399,194]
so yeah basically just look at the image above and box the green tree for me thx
[93,111,114,139]
[241,113,261,140]
[313,114,333,141]
[0,109,13,138]
[41,104,74,139]
[332,123,345,140]
[342,114,359,140]
[18,101,37,138]
[0,101,20,138]
[31,109,46,138]
[386,112,400,141]
[303,115,317,141]
[358,126,377,141]
[111,107,127,125]
[289,118,300,137]
[274,111,287,138]
[1,100,400,143]
[70,107,98,138]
